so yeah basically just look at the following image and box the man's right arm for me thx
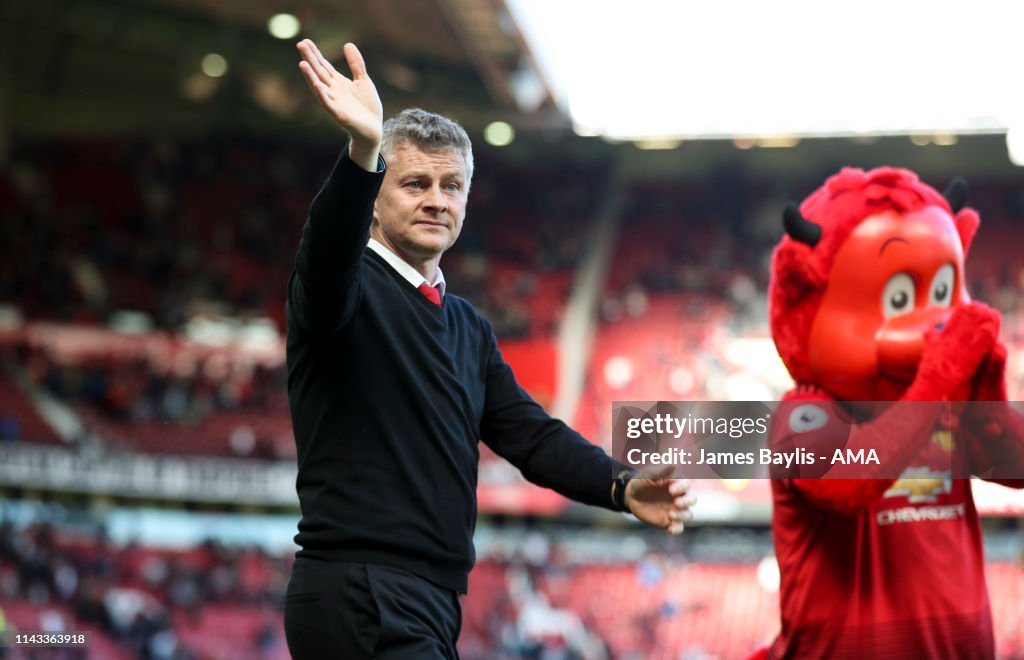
[289,154,384,333]
[289,39,385,333]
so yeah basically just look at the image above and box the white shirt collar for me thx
[367,238,446,298]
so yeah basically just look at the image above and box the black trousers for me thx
[284,558,461,659]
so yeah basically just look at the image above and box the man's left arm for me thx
[479,331,693,533]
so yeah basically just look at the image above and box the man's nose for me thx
[424,185,448,212]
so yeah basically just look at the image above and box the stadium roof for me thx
[3,0,1023,176]
[2,0,566,138]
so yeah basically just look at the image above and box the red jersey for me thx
[768,387,994,659]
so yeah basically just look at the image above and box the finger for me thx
[668,479,690,497]
[297,40,321,70]
[669,509,694,523]
[667,522,685,535]
[299,63,335,107]
[297,42,327,84]
[343,43,369,80]
[298,38,326,66]
[674,495,697,509]
[298,61,321,95]
[311,40,342,79]
[299,40,337,86]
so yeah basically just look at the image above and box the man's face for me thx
[372,142,469,263]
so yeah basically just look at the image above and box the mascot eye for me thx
[929,264,955,307]
[882,273,915,319]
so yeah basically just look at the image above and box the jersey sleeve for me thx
[771,386,952,515]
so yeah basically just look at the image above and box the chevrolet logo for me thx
[885,467,953,503]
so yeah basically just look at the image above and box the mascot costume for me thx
[762,166,1023,658]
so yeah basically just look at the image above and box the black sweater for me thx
[286,152,621,593]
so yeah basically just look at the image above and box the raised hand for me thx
[297,39,384,171]
[625,468,696,535]
[970,341,1009,402]
[908,302,1001,401]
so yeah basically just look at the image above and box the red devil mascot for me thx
[763,167,1024,658]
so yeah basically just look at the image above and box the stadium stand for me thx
[2,136,1023,659]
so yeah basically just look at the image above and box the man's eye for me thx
[406,181,421,189]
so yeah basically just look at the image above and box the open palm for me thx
[297,39,383,163]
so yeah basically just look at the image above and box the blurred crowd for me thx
[3,137,1023,341]
[0,137,604,341]
[0,521,288,659]
[29,353,285,431]
[3,138,1024,462]
[3,518,1018,659]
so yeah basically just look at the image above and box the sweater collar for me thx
[367,238,446,298]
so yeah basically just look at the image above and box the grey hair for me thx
[380,108,474,185]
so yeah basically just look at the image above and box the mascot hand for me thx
[963,340,1008,441]
[910,302,1000,401]
[962,340,1024,487]
[970,341,1008,402]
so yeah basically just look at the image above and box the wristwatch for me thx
[611,469,638,512]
